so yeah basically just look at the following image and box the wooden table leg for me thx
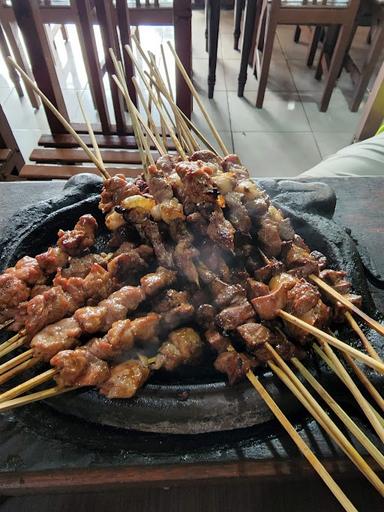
[234,0,245,50]
[174,0,192,118]
[237,0,258,97]
[207,0,221,98]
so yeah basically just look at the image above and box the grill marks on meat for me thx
[100,360,150,398]
[57,215,98,257]
[155,328,203,371]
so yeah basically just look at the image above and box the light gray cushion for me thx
[300,133,384,177]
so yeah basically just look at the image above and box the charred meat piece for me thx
[319,269,352,295]
[257,218,282,258]
[155,328,203,371]
[246,278,269,299]
[99,174,140,213]
[57,215,98,257]
[156,154,181,176]
[147,164,174,203]
[311,251,327,270]
[140,267,177,297]
[31,317,82,362]
[30,284,51,298]
[216,301,255,331]
[153,289,195,331]
[61,254,106,278]
[251,283,288,320]
[4,256,45,287]
[107,251,148,284]
[36,247,69,274]
[284,299,330,344]
[225,192,251,234]
[196,304,216,329]
[286,279,320,316]
[212,280,247,309]
[237,322,276,352]
[221,154,249,180]
[141,219,174,269]
[176,162,218,207]
[51,348,110,387]
[74,285,145,334]
[282,242,320,278]
[207,209,235,252]
[334,293,362,322]
[254,258,284,283]
[205,328,230,353]
[99,360,150,399]
[214,351,257,385]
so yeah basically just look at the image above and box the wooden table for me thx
[0,177,383,512]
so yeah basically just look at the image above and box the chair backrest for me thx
[2,0,192,136]
[280,0,352,7]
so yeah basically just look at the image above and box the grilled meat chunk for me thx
[31,317,82,362]
[51,349,110,387]
[0,274,30,310]
[155,328,203,371]
[36,247,69,274]
[237,322,276,352]
[57,215,98,257]
[225,192,251,234]
[214,351,257,385]
[74,285,145,334]
[251,283,288,320]
[216,301,255,331]
[99,174,140,213]
[140,267,176,297]
[319,269,352,295]
[61,253,106,278]
[207,209,235,252]
[100,360,150,399]
[205,328,230,353]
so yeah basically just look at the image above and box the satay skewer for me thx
[310,274,384,339]
[344,311,382,362]
[314,344,384,444]
[279,310,384,373]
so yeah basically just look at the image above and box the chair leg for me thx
[320,22,356,112]
[255,4,278,108]
[237,0,258,96]
[350,22,384,112]
[205,0,209,52]
[0,23,24,99]
[234,0,245,50]
[307,25,322,68]
[207,0,220,98]
[294,25,301,43]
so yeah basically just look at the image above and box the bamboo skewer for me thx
[0,332,24,353]
[310,274,384,338]
[342,352,384,413]
[292,357,384,470]
[8,58,110,180]
[0,348,33,377]
[314,344,384,444]
[0,320,13,331]
[244,366,357,511]
[0,386,75,413]
[345,311,382,362]
[278,310,384,373]
[160,43,174,101]
[166,42,230,157]
[267,360,384,496]
[0,336,27,359]
[132,76,166,154]
[0,357,39,386]
[0,368,57,403]
[77,93,106,174]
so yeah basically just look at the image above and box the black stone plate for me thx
[0,175,382,434]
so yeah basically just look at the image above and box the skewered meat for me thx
[237,323,276,352]
[214,351,257,385]
[140,267,176,297]
[246,278,269,299]
[107,251,148,283]
[61,254,106,278]
[216,301,255,331]
[6,256,45,285]
[0,274,30,310]
[319,269,352,295]
[225,192,251,234]
[156,154,181,176]
[74,285,145,334]
[257,218,282,258]
[36,247,69,274]
[100,360,150,398]
[196,304,216,329]
[31,317,82,362]
[87,313,161,360]
[51,348,110,387]
[155,328,203,371]
[57,215,98,257]
[207,209,235,252]
[286,280,320,316]
[205,328,230,353]
[254,257,284,283]
[251,283,288,320]
[190,149,223,167]
[99,174,140,214]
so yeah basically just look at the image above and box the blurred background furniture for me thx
[0,103,24,180]
[239,0,360,111]
[354,59,384,141]
[0,0,191,180]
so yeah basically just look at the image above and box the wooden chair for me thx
[315,0,384,112]
[238,0,360,111]
[0,103,24,180]
[353,59,384,141]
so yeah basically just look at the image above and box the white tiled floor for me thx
[0,9,378,177]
